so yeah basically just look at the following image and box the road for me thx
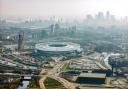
[39,60,76,89]
[39,76,46,89]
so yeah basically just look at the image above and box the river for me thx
[103,52,121,69]
[17,77,31,89]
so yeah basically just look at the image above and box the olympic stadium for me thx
[34,42,83,56]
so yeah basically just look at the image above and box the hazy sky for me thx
[0,0,128,18]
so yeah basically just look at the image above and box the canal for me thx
[0,76,40,89]
[17,76,31,89]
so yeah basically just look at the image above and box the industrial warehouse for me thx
[34,42,83,56]
[59,57,112,84]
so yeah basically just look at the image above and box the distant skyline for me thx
[0,0,128,18]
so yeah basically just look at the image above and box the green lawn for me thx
[61,63,69,71]
[44,77,67,89]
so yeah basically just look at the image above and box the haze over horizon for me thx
[0,0,128,18]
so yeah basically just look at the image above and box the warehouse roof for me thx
[79,73,106,78]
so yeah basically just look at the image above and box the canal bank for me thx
[0,76,40,89]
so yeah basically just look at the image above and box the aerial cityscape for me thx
[0,0,128,89]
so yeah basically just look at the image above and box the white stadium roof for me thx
[35,42,82,52]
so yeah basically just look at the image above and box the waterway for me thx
[17,81,30,89]
[17,77,31,89]
[0,76,32,89]
[103,53,121,69]
[0,56,39,89]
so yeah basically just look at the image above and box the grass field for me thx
[44,77,67,89]
[61,63,69,71]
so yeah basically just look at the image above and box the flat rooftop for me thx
[79,73,106,78]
